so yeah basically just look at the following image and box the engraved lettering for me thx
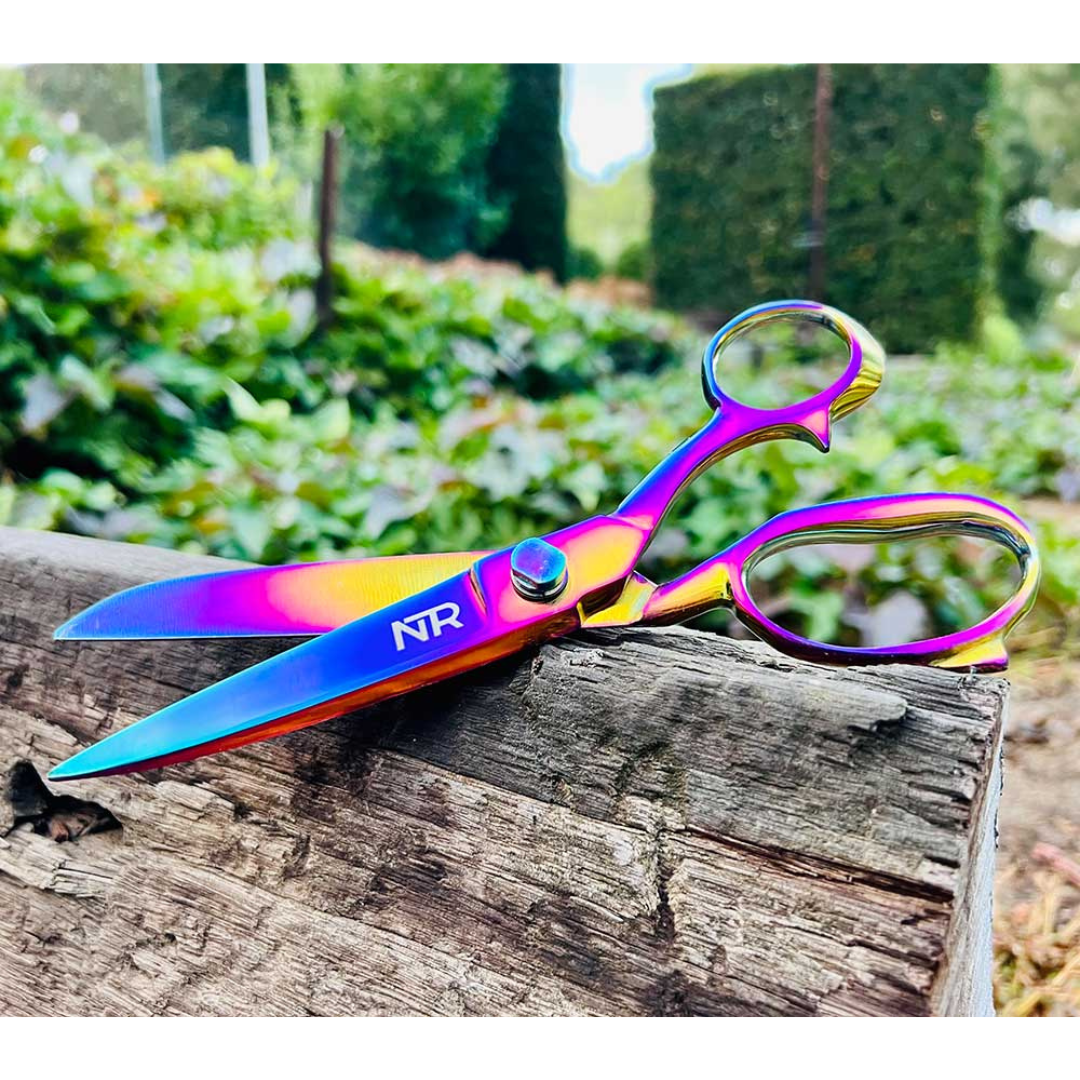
[392,602,463,652]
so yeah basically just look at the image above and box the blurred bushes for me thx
[0,87,682,499]
[614,240,651,282]
[566,245,604,280]
[277,64,566,273]
[483,64,567,278]
[23,63,294,161]
[2,84,1077,657]
[652,64,1037,353]
[26,63,568,274]
[336,64,509,259]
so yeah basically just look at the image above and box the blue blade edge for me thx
[49,570,488,781]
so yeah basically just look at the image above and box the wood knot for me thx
[5,760,121,842]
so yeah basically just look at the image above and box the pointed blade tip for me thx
[49,738,145,782]
[48,758,86,782]
[50,746,138,782]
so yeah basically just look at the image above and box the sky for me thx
[561,63,691,182]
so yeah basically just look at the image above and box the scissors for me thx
[48,300,1041,782]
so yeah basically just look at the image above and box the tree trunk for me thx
[315,125,341,328]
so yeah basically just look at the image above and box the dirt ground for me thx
[993,502,1080,1015]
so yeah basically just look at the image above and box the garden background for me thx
[1,62,1078,1013]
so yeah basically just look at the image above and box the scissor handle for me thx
[616,300,885,536]
[642,492,1040,672]
[701,299,885,430]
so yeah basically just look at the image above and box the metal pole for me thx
[808,63,833,302]
[316,126,342,329]
[246,63,271,167]
[143,63,165,165]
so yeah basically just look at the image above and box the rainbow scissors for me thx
[49,300,1041,782]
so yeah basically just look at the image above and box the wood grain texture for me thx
[0,526,1006,1015]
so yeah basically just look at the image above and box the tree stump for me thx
[0,526,1006,1015]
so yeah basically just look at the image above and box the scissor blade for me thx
[50,568,495,781]
[54,552,485,639]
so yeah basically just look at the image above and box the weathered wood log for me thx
[0,526,1006,1016]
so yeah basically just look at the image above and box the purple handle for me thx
[616,300,885,538]
[643,493,1040,672]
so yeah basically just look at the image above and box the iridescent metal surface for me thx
[587,491,1039,672]
[50,300,1041,782]
[55,552,486,639]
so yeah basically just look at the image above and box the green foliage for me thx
[2,86,1076,660]
[274,64,567,270]
[484,64,567,278]
[998,65,1080,338]
[27,63,570,274]
[0,88,305,489]
[158,64,292,162]
[23,64,146,147]
[566,245,604,281]
[652,65,1025,353]
[614,240,651,282]
[991,66,1046,322]
[567,157,651,265]
[336,64,509,259]
[0,87,682,488]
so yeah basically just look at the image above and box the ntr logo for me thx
[391,602,464,652]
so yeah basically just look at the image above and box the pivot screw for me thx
[510,538,569,603]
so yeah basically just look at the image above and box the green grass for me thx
[567,158,651,267]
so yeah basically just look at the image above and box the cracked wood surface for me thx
[0,526,1004,1015]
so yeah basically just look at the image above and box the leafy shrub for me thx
[5,330,1077,656]
[0,85,684,487]
[652,65,1035,353]
[0,89,305,486]
[614,240,650,282]
[336,64,509,259]
[566,245,605,281]
[483,64,567,278]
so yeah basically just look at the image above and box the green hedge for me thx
[337,64,509,259]
[652,65,1016,353]
[484,64,567,278]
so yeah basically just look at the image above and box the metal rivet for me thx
[510,538,569,603]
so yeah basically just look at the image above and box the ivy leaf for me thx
[20,373,72,433]
[230,506,272,560]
